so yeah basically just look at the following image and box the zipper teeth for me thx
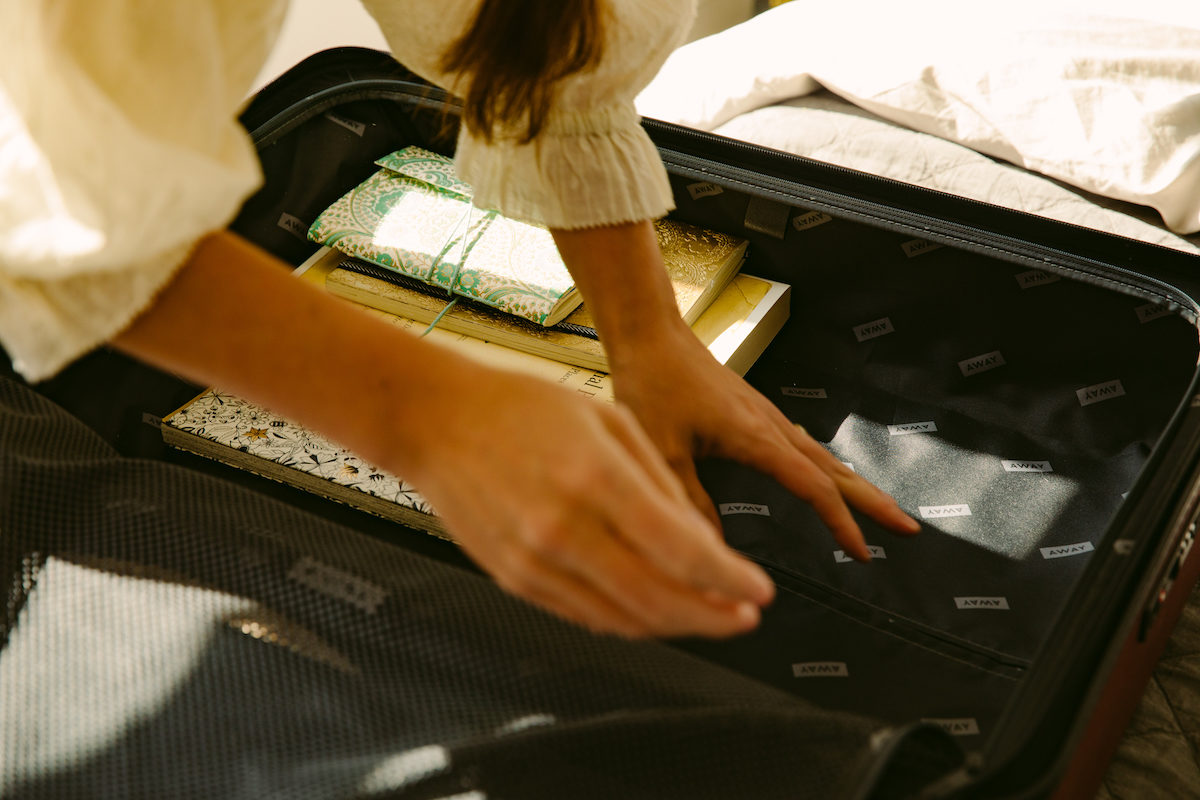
[750,554,1030,673]
[247,80,458,147]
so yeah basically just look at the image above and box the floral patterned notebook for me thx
[161,390,442,536]
[307,146,581,326]
[160,306,627,537]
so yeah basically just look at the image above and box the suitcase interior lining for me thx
[668,177,1200,746]
[230,89,1200,759]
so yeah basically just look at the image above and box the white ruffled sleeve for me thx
[0,1,284,381]
[365,0,696,230]
[453,103,677,230]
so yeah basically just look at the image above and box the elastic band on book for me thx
[419,204,498,337]
[420,298,458,336]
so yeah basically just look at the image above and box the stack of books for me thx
[161,148,791,536]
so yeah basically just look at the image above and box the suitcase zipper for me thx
[245,75,1199,320]
[245,79,456,149]
[749,554,1030,677]
[646,126,1199,318]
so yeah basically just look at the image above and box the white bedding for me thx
[638,1,1200,240]
[708,90,1200,254]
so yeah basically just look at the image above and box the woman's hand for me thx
[400,363,776,638]
[609,320,920,559]
[552,220,920,561]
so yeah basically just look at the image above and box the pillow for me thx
[637,2,1200,234]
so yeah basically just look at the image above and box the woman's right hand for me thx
[113,231,773,640]
[398,363,776,639]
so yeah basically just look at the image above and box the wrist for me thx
[603,311,697,374]
[550,219,695,371]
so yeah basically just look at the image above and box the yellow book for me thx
[310,223,775,374]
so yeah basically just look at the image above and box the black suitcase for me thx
[4,47,1199,800]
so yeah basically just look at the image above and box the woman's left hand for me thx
[609,319,920,561]
[552,220,919,562]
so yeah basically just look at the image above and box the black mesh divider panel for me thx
[0,377,888,800]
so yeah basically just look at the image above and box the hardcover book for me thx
[307,241,777,375]
[308,146,583,326]
[306,147,748,329]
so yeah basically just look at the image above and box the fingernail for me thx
[747,566,775,604]
[903,514,921,533]
[734,601,760,630]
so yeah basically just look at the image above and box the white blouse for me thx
[0,0,695,382]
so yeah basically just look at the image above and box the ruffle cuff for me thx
[454,103,676,230]
[0,241,198,382]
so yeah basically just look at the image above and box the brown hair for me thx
[441,1,605,143]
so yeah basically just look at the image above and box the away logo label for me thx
[1001,460,1053,473]
[781,387,827,399]
[922,718,981,736]
[834,546,886,563]
[1076,380,1125,407]
[958,351,1005,377]
[919,504,971,519]
[954,596,1009,610]
[854,317,895,342]
[718,503,770,517]
[888,421,937,436]
[792,662,849,678]
[1040,541,1094,560]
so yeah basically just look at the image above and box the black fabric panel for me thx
[230,97,456,268]
[669,188,1200,751]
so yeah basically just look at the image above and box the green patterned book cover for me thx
[307,146,582,326]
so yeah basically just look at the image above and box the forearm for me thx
[113,229,773,639]
[551,220,696,372]
[112,230,470,482]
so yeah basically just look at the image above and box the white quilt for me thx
[638,1,1200,238]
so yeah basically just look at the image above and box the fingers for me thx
[675,456,723,531]
[599,407,775,606]
[503,523,761,639]
[604,456,775,608]
[754,434,875,561]
[782,423,921,536]
[488,546,653,639]
[599,404,694,506]
[714,396,920,562]
[460,479,765,639]
[603,404,725,547]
